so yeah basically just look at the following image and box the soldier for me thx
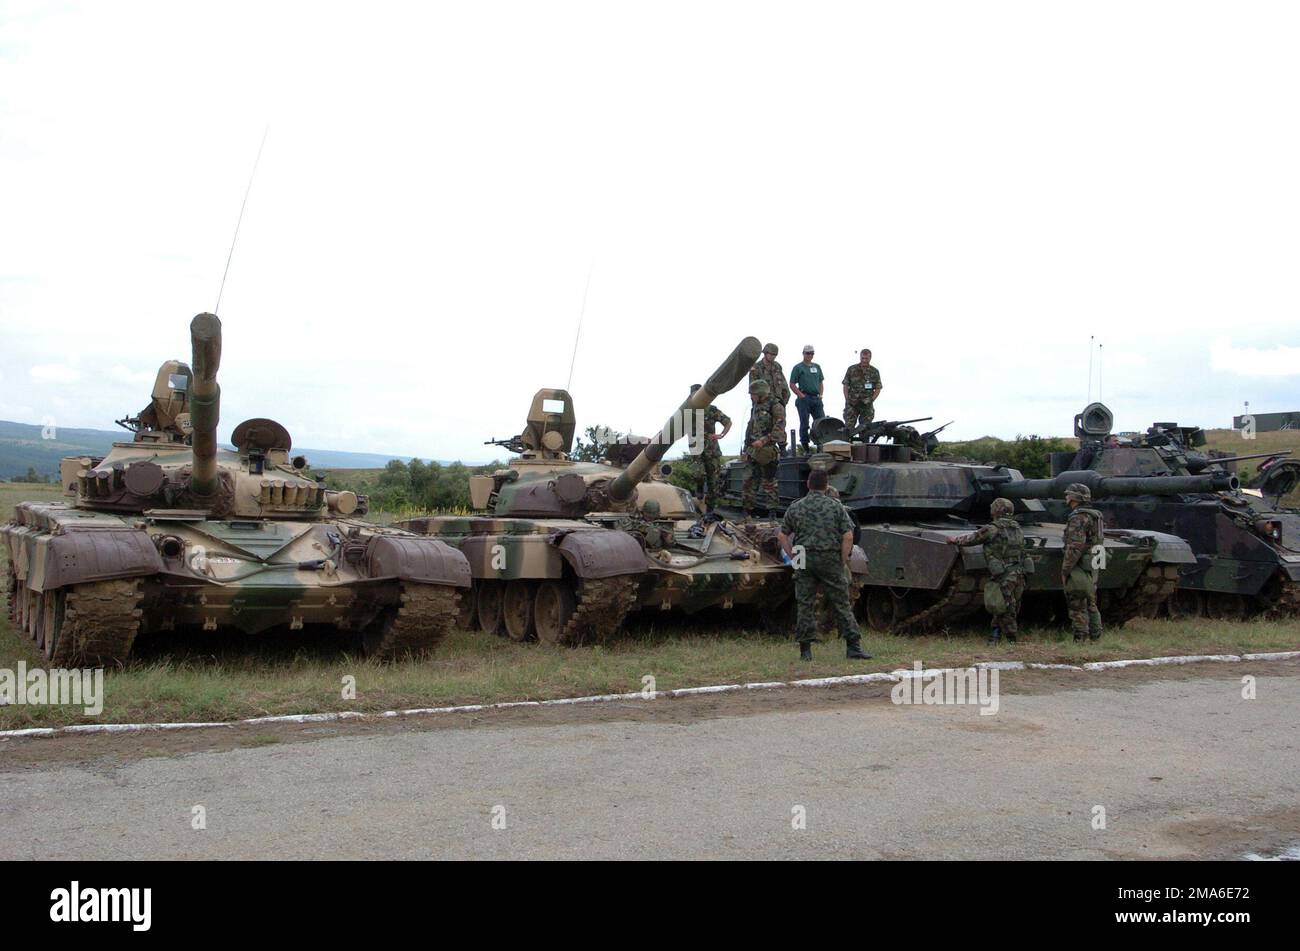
[689,383,731,511]
[788,344,825,452]
[842,348,883,433]
[615,498,673,551]
[749,343,790,446]
[779,468,871,661]
[1062,482,1105,641]
[947,497,1027,644]
[741,379,782,516]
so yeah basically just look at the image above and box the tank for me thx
[1035,402,1300,619]
[397,337,871,644]
[1,313,472,665]
[721,415,1198,632]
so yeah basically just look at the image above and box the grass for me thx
[3,473,1297,731]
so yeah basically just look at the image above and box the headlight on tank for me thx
[1255,519,1282,543]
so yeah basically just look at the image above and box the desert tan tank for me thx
[398,337,869,644]
[2,313,471,665]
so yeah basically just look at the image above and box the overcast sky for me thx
[2,0,1296,463]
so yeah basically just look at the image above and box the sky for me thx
[1,0,1297,463]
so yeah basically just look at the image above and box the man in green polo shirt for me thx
[789,344,825,453]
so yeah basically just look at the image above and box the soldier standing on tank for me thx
[742,379,781,516]
[789,344,825,453]
[779,468,871,661]
[1062,482,1105,641]
[749,343,790,448]
[948,497,1027,644]
[842,348,883,434]
[689,383,731,511]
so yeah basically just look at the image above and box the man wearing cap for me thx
[742,378,782,515]
[1062,482,1105,641]
[779,468,871,661]
[788,345,826,452]
[842,348,883,434]
[749,343,790,447]
[948,497,1028,644]
[689,383,732,511]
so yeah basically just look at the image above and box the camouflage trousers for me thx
[843,399,874,432]
[700,451,722,510]
[742,458,779,511]
[794,550,861,644]
[1065,587,1103,639]
[991,573,1026,637]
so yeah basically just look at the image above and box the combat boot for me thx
[988,625,1001,645]
[845,637,871,660]
[799,641,813,662]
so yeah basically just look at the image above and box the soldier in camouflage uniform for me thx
[948,497,1027,644]
[689,383,731,511]
[842,348,883,433]
[779,468,870,661]
[749,343,790,446]
[742,379,782,515]
[1062,482,1105,641]
[615,498,674,551]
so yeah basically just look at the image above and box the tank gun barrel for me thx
[608,336,762,503]
[994,469,1238,500]
[1185,449,1291,473]
[189,312,222,499]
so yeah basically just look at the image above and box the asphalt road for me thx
[3,663,1298,859]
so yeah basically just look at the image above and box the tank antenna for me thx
[1098,343,1103,401]
[1086,334,1094,403]
[215,125,269,315]
[566,260,594,391]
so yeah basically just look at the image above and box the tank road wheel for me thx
[361,582,461,660]
[476,581,506,636]
[502,581,536,642]
[1166,589,1206,620]
[458,587,479,631]
[534,581,577,645]
[862,587,902,632]
[1204,592,1249,622]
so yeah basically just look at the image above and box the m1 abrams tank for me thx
[2,313,471,665]
[398,337,870,644]
[721,415,1198,632]
[1035,402,1300,619]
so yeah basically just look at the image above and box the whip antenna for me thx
[215,125,269,314]
[566,260,594,391]
[1086,335,1094,403]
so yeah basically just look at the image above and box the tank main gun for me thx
[188,312,222,499]
[607,336,762,503]
[1183,449,1291,474]
[989,468,1239,500]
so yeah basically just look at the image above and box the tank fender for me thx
[366,535,472,587]
[554,530,646,579]
[33,529,165,592]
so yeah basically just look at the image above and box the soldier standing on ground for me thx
[948,497,1028,644]
[779,468,871,662]
[749,343,790,448]
[741,379,782,516]
[788,344,825,453]
[689,383,731,511]
[842,348,883,433]
[1062,482,1105,641]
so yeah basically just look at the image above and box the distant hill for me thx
[0,420,443,481]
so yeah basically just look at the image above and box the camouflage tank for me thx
[2,313,471,665]
[398,337,870,644]
[721,415,1199,632]
[1034,402,1300,619]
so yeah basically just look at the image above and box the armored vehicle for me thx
[1036,403,1300,619]
[398,337,870,644]
[2,313,471,665]
[722,415,1198,632]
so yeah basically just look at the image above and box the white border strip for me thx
[2,650,1296,741]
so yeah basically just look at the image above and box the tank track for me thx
[365,582,461,660]
[1104,564,1180,626]
[1259,575,1300,619]
[891,567,987,635]
[564,576,639,645]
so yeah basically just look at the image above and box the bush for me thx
[938,435,1073,479]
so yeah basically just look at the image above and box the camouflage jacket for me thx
[750,359,790,405]
[781,490,854,552]
[954,517,1026,577]
[1062,507,1104,575]
[842,363,882,404]
[745,400,782,449]
[699,404,730,458]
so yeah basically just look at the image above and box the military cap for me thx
[990,497,1014,517]
[642,498,661,517]
[749,379,771,397]
[762,342,779,355]
[1064,482,1092,502]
